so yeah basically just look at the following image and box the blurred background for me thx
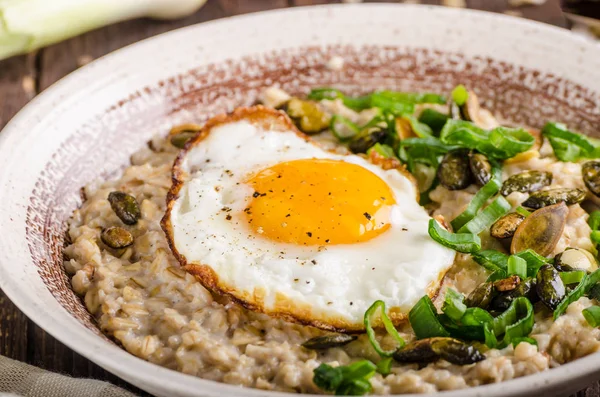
[0,0,598,396]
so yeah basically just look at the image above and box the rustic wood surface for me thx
[0,0,593,396]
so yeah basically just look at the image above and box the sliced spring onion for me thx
[451,85,469,106]
[472,250,509,277]
[440,120,534,160]
[376,357,393,376]
[583,306,600,327]
[367,143,396,159]
[408,295,450,339]
[307,88,445,113]
[441,288,467,322]
[418,108,449,135]
[560,270,586,285]
[507,255,527,279]
[450,176,501,231]
[439,314,486,341]
[485,297,534,349]
[457,196,511,235]
[542,122,597,162]
[513,249,550,278]
[402,115,433,138]
[364,300,405,357]
[330,115,360,141]
[313,360,376,395]
[428,219,481,253]
[461,307,494,327]
[400,136,459,153]
[515,206,531,217]
[589,211,600,231]
[591,231,600,245]
[554,268,600,319]
[511,337,538,349]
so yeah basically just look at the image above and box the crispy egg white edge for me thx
[163,107,456,331]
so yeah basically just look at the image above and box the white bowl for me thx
[1,4,600,397]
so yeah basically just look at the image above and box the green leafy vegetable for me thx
[542,122,598,162]
[589,211,600,231]
[554,268,600,319]
[364,300,405,357]
[440,120,535,160]
[428,219,481,253]
[484,297,534,349]
[507,255,527,279]
[457,196,511,235]
[313,361,376,395]
[583,306,600,327]
[442,289,467,322]
[409,296,450,339]
[592,231,600,245]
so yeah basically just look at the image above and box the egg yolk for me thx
[244,159,396,245]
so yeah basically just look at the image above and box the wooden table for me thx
[0,0,596,396]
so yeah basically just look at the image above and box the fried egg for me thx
[162,106,455,331]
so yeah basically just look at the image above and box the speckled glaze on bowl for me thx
[0,4,599,397]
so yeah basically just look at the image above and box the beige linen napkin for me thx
[0,356,138,397]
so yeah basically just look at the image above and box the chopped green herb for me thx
[313,360,376,396]
[472,250,509,278]
[457,196,511,235]
[589,211,600,231]
[485,297,534,349]
[442,289,467,322]
[507,255,527,279]
[376,357,393,376]
[330,115,360,142]
[409,295,450,339]
[450,173,501,231]
[418,108,449,135]
[364,300,405,357]
[428,219,481,253]
[368,143,396,159]
[511,337,538,349]
[560,270,586,285]
[542,122,598,162]
[583,306,600,327]
[554,268,600,319]
[515,206,531,217]
[451,84,469,106]
[513,249,550,278]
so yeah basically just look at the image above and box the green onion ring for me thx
[554,268,600,319]
[364,300,405,357]
[428,218,481,253]
[408,295,450,339]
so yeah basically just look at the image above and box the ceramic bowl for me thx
[1,4,599,397]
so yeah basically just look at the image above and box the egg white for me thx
[165,109,456,330]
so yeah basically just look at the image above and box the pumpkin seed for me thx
[302,334,357,350]
[500,170,552,197]
[522,188,586,210]
[286,98,331,134]
[464,282,495,309]
[511,202,568,256]
[536,264,566,310]
[108,191,141,225]
[170,132,196,148]
[582,161,600,197]
[437,149,473,190]
[468,152,493,186]
[392,337,484,365]
[101,227,134,249]
[490,212,525,239]
[490,278,537,311]
[554,248,597,272]
[348,128,388,154]
[493,275,521,292]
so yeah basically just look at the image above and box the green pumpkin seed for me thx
[536,264,566,310]
[582,161,600,197]
[522,188,586,210]
[437,149,473,191]
[465,282,495,309]
[468,152,493,186]
[101,226,134,249]
[301,334,357,350]
[108,191,141,225]
[500,170,552,197]
[286,98,331,134]
[392,337,484,365]
[554,248,596,272]
[490,212,525,239]
[490,278,537,311]
[348,128,388,154]
[170,132,196,148]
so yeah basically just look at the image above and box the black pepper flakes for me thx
[363,212,372,220]
[226,214,232,221]
[253,192,261,198]
[306,232,313,237]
